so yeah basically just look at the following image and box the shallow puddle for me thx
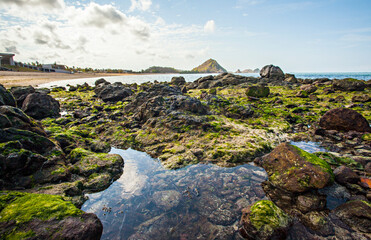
[82,148,268,239]
[290,141,328,153]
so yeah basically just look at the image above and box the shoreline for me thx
[0,71,136,88]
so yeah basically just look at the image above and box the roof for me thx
[0,53,15,57]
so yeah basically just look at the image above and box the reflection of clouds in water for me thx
[117,162,148,199]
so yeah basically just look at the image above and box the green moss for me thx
[250,200,290,234]
[0,192,82,224]
[362,133,371,141]
[315,152,363,170]
[292,145,334,182]
[5,230,35,240]
[51,167,67,175]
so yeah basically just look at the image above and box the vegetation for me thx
[192,59,227,73]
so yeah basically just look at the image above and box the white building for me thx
[0,53,15,67]
[42,64,71,73]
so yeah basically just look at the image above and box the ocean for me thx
[39,72,371,88]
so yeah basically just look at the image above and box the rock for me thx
[181,86,187,93]
[352,95,370,103]
[246,85,270,98]
[334,200,371,233]
[21,93,60,120]
[334,166,360,185]
[168,95,208,114]
[261,143,334,193]
[260,65,284,80]
[94,78,109,86]
[284,74,297,83]
[332,78,366,91]
[171,76,186,86]
[225,104,254,119]
[319,108,371,132]
[239,200,291,240]
[94,83,133,102]
[0,84,16,107]
[296,192,326,213]
[152,190,181,210]
[296,90,309,98]
[300,84,317,94]
[0,192,103,240]
[9,86,35,107]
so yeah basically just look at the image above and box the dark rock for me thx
[352,95,371,103]
[9,86,35,107]
[334,95,345,103]
[334,166,360,185]
[295,193,326,213]
[334,200,371,233]
[95,78,109,86]
[95,83,133,102]
[246,85,270,98]
[319,108,371,132]
[21,93,60,120]
[168,95,208,115]
[296,90,309,98]
[300,84,317,94]
[225,104,254,119]
[260,65,284,80]
[181,86,187,93]
[0,84,16,107]
[332,78,366,91]
[322,87,335,94]
[261,143,334,193]
[73,110,90,119]
[171,76,186,86]
[284,74,297,83]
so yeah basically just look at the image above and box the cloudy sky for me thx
[0,0,370,72]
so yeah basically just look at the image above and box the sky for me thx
[0,0,370,72]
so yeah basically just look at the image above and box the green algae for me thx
[4,230,35,240]
[362,133,371,141]
[315,152,363,170]
[249,200,290,234]
[0,192,82,224]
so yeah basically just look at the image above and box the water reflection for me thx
[82,148,267,240]
[290,141,328,153]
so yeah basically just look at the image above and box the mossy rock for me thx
[315,152,363,170]
[362,133,371,141]
[246,85,270,98]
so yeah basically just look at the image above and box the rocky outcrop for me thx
[10,86,35,107]
[300,84,317,94]
[170,76,186,86]
[0,84,16,107]
[260,143,334,193]
[319,108,371,132]
[332,78,366,91]
[352,94,370,103]
[260,65,284,81]
[246,85,270,98]
[0,192,103,240]
[188,73,257,89]
[21,93,60,120]
[334,200,371,233]
[95,82,133,102]
[239,200,291,240]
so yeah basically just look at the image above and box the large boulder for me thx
[0,192,103,240]
[300,84,317,94]
[239,200,291,240]
[319,108,371,132]
[260,65,284,80]
[168,95,208,115]
[21,93,60,120]
[95,83,133,102]
[0,84,16,107]
[261,143,334,193]
[246,85,270,98]
[10,86,35,107]
[332,78,366,91]
[334,200,371,233]
[170,76,186,86]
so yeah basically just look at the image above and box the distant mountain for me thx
[236,68,260,73]
[143,66,180,73]
[192,59,227,73]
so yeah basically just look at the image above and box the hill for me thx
[143,66,180,73]
[192,59,227,73]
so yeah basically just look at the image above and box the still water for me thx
[82,148,268,239]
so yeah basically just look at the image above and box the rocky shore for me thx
[1,65,370,239]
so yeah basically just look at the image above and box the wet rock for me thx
[21,93,60,120]
[319,108,371,133]
[352,94,371,103]
[300,84,317,94]
[246,85,270,98]
[168,95,208,114]
[334,166,360,185]
[239,200,291,240]
[260,65,284,81]
[171,76,186,86]
[94,83,133,102]
[152,190,181,210]
[95,78,109,86]
[0,84,16,107]
[0,192,103,240]
[10,86,35,107]
[284,74,297,83]
[225,104,254,119]
[296,192,326,213]
[318,182,351,210]
[334,200,371,233]
[332,78,366,91]
[261,143,334,193]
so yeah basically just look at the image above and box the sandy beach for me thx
[0,71,133,88]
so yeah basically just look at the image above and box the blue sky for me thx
[0,0,370,72]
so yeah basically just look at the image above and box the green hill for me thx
[143,66,180,73]
[192,59,227,73]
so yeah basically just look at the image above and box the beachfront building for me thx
[42,64,70,73]
[0,53,15,67]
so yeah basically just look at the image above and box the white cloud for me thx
[0,0,65,9]
[129,0,152,12]
[204,20,215,34]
